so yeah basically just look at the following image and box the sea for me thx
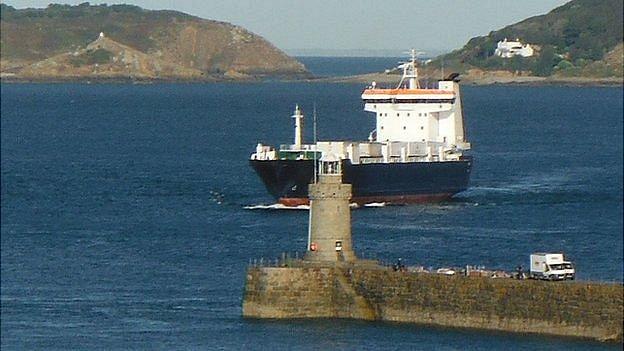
[1,57,622,350]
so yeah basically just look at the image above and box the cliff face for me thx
[243,266,623,342]
[0,3,308,80]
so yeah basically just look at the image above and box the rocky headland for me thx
[0,3,309,82]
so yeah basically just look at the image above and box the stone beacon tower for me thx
[305,156,356,263]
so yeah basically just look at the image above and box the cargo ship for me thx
[250,51,472,206]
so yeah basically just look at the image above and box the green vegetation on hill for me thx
[68,48,112,67]
[435,0,623,77]
[0,3,187,60]
[0,2,308,80]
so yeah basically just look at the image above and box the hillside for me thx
[16,33,207,80]
[429,0,623,79]
[0,3,309,81]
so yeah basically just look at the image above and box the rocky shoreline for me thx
[2,70,621,86]
[309,72,624,87]
[0,73,310,84]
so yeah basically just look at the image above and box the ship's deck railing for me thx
[278,141,454,153]
[279,144,316,151]
[270,141,464,164]
[358,155,447,164]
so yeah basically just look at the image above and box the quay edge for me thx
[243,265,623,343]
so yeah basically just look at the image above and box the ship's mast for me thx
[292,104,304,147]
[313,103,318,184]
[397,49,420,89]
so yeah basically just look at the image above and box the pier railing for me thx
[246,254,623,284]
[248,251,384,268]
[248,252,307,268]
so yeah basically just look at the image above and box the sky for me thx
[4,0,570,56]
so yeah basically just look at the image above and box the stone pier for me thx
[243,266,623,342]
[241,157,623,343]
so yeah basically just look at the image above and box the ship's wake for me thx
[362,202,388,208]
[455,170,617,206]
[244,202,389,210]
[244,204,310,210]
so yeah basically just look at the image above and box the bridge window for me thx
[363,98,455,104]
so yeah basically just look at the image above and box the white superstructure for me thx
[360,49,470,162]
[252,50,470,164]
[494,38,534,58]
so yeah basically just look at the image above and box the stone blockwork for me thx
[306,174,356,262]
[243,266,623,342]
[243,266,375,320]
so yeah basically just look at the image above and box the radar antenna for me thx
[397,49,424,89]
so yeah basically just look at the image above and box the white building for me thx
[494,38,534,58]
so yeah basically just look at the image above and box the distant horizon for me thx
[289,49,442,58]
[3,0,570,55]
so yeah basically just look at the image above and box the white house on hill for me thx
[494,38,534,58]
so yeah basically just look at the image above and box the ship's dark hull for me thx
[250,157,472,205]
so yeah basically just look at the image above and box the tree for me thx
[532,45,557,76]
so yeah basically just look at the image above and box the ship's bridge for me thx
[361,88,455,104]
[361,81,464,144]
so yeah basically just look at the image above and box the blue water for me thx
[1,81,622,350]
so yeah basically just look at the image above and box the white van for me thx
[529,253,575,281]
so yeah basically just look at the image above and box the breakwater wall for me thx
[243,266,623,342]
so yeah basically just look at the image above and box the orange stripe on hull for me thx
[278,193,454,207]
[362,88,452,95]
[278,197,310,207]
